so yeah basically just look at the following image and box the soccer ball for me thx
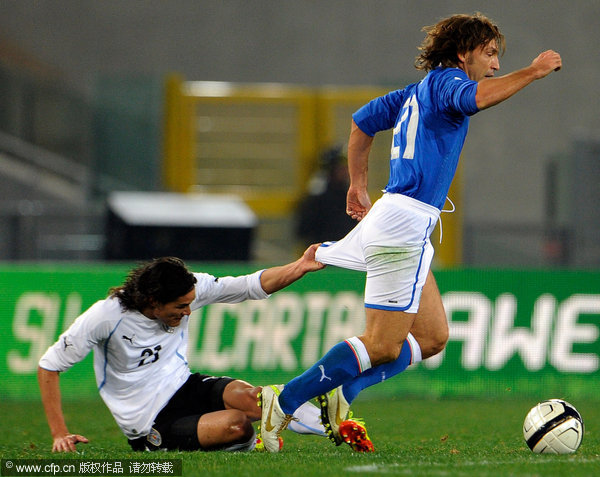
[523,399,584,454]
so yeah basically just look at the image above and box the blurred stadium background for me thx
[0,1,599,404]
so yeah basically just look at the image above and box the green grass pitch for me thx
[3,394,599,477]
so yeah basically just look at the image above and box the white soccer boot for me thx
[318,385,350,445]
[259,384,295,453]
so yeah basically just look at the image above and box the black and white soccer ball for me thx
[523,399,584,454]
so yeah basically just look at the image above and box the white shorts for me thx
[315,193,439,313]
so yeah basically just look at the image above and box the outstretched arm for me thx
[346,120,374,221]
[259,243,325,294]
[38,367,89,452]
[475,50,562,110]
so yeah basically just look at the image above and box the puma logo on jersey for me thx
[122,334,135,344]
[62,336,73,350]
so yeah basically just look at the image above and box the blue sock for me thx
[279,338,371,415]
[341,338,413,404]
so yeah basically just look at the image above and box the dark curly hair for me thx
[109,257,197,311]
[415,12,505,72]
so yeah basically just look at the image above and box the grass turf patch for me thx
[2,394,599,477]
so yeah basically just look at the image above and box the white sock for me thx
[288,400,326,436]
[406,332,422,364]
[346,335,372,371]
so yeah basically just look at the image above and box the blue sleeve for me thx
[437,69,479,116]
[352,88,407,136]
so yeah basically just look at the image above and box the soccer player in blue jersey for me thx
[260,12,562,452]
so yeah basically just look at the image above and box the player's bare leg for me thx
[360,306,416,366]
[359,270,447,364]
[222,380,262,421]
[221,380,328,451]
[319,275,445,449]
[222,380,282,451]
[408,270,449,359]
[318,306,414,451]
[196,409,256,450]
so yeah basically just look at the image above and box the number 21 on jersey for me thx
[391,94,419,160]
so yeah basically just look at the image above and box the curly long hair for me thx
[109,257,197,311]
[415,12,505,72]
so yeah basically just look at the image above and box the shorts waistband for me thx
[380,192,441,221]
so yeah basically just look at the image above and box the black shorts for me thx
[128,373,235,451]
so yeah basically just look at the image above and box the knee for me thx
[223,382,262,421]
[419,325,449,359]
[226,411,255,442]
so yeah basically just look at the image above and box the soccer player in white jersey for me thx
[260,12,562,452]
[38,245,331,453]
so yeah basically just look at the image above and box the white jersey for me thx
[39,270,268,439]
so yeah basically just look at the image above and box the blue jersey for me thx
[353,67,479,210]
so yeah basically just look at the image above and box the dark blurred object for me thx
[296,146,355,245]
[105,192,257,261]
